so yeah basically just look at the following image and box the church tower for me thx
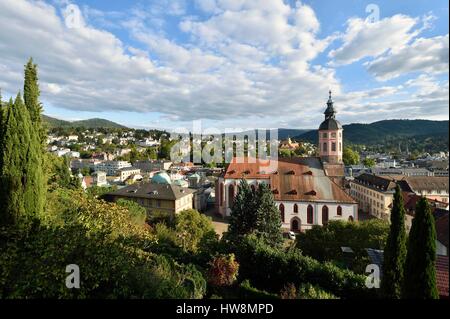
[318,91,343,164]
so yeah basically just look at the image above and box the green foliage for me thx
[296,219,389,273]
[381,185,407,299]
[43,115,127,129]
[207,254,239,287]
[343,147,360,165]
[175,209,218,253]
[46,154,80,191]
[362,158,376,168]
[0,94,43,229]
[233,234,373,299]
[298,283,339,299]
[116,199,147,227]
[226,180,283,248]
[402,198,439,299]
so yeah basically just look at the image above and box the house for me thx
[104,171,195,216]
[350,174,449,220]
[95,160,132,176]
[117,167,141,182]
[279,137,299,150]
[92,171,108,187]
[133,160,172,173]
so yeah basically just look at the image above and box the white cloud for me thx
[366,34,449,80]
[329,14,419,65]
[0,0,447,130]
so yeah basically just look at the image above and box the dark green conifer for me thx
[381,185,407,298]
[402,198,439,299]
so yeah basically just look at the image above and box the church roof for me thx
[151,171,172,184]
[319,90,343,130]
[319,118,343,130]
[222,157,355,204]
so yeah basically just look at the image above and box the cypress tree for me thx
[254,183,283,248]
[227,180,282,247]
[23,58,46,218]
[381,185,407,298]
[0,94,33,228]
[402,198,439,299]
[227,179,258,240]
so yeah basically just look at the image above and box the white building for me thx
[95,161,132,176]
[118,167,141,182]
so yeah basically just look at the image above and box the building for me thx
[104,172,195,216]
[92,171,107,187]
[318,91,343,165]
[279,137,299,150]
[371,167,433,177]
[318,91,345,186]
[133,160,172,173]
[215,91,355,232]
[216,157,358,232]
[95,161,132,176]
[118,167,141,182]
[350,174,449,221]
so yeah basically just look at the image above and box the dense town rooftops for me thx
[222,157,355,204]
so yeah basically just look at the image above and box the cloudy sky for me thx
[0,0,448,131]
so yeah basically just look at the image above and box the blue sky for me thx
[0,0,448,131]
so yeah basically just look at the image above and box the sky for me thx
[0,0,448,131]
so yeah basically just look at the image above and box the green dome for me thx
[151,171,172,184]
[174,179,189,187]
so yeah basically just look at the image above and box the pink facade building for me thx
[318,91,343,165]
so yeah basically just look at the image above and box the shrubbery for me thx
[233,234,374,299]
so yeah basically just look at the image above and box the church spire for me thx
[324,90,336,119]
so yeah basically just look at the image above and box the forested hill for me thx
[295,119,449,153]
[43,115,128,129]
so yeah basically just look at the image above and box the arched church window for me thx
[323,143,327,152]
[332,142,336,152]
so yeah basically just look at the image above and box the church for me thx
[215,91,358,232]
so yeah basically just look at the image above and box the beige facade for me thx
[349,180,394,220]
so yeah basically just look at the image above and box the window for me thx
[291,218,300,232]
[322,206,329,225]
[339,142,342,151]
[293,204,298,213]
[331,132,336,138]
[337,205,342,216]
[228,184,234,207]
[307,205,314,224]
[323,143,327,152]
[279,204,285,222]
[322,133,328,138]
[332,142,336,152]
[219,182,224,205]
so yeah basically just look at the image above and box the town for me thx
[0,0,448,305]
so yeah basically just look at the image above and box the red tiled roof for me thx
[435,212,449,249]
[436,255,449,298]
[223,157,355,203]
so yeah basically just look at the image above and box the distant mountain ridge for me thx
[294,119,449,145]
[43,115,127,129]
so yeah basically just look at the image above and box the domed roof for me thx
[319,118,343,130]
[174,179,189,187]
[319,90,343,130]
[188,173,201,180]
[151,171,172,184]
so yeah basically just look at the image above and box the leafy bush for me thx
[207,254,239,287]
[233,234,374,299]
[298,284,338,299]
